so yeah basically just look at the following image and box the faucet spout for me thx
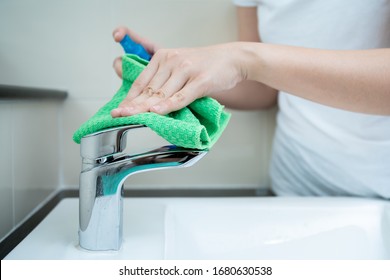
[78,125,207,251]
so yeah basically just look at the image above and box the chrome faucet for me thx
[78,124,207,251]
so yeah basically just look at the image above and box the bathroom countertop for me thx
[0,84,68,100]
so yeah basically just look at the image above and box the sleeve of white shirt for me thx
[232,0,258,7]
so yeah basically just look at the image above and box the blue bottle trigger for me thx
[120,34,151,61]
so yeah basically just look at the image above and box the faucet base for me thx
[79,190,123,251]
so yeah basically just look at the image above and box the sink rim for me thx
[3,193,389,260]
[0,188,268,259]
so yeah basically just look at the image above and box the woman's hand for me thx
[111,42,248,117]
[112,26,160,78]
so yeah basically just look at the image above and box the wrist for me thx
[233,42,265,82]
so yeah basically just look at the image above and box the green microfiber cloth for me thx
[73,54,231,150]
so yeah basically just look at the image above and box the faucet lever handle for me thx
[80,124,146,160]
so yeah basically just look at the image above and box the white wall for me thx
[0,100,62,239]
[0,0,276,239]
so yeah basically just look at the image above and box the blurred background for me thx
[0,0,276,240]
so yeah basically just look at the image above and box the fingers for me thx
[112,26,143,44]
[110,45,234,118]
[147,71,191,114]
[150,72,210,115]
[111,48,209,117]
[112,26,128,42]
[111,82,183,117]
[116,51,196,116]
[151,87,200,115]
[111,58,162,117]
[113,56,123,78]
[111,76,200,117]
[112,25,161,80]
[112,26,159,55]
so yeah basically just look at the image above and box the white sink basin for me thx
[5,197,390,259]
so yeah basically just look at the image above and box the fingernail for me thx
[114,31,120,40]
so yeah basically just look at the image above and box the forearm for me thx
[210,80,277,110]
[211,6,277,111]
[243,43,390,115]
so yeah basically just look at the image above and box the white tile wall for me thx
[12,101,61,222]
[0,100,62,240]
[0,0,277,240]
[0,103,14,239]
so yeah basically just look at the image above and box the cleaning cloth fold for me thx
[73,54,231,150]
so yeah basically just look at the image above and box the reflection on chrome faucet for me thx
[78,125,207,251]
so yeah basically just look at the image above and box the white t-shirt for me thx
[233,0,390,198]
